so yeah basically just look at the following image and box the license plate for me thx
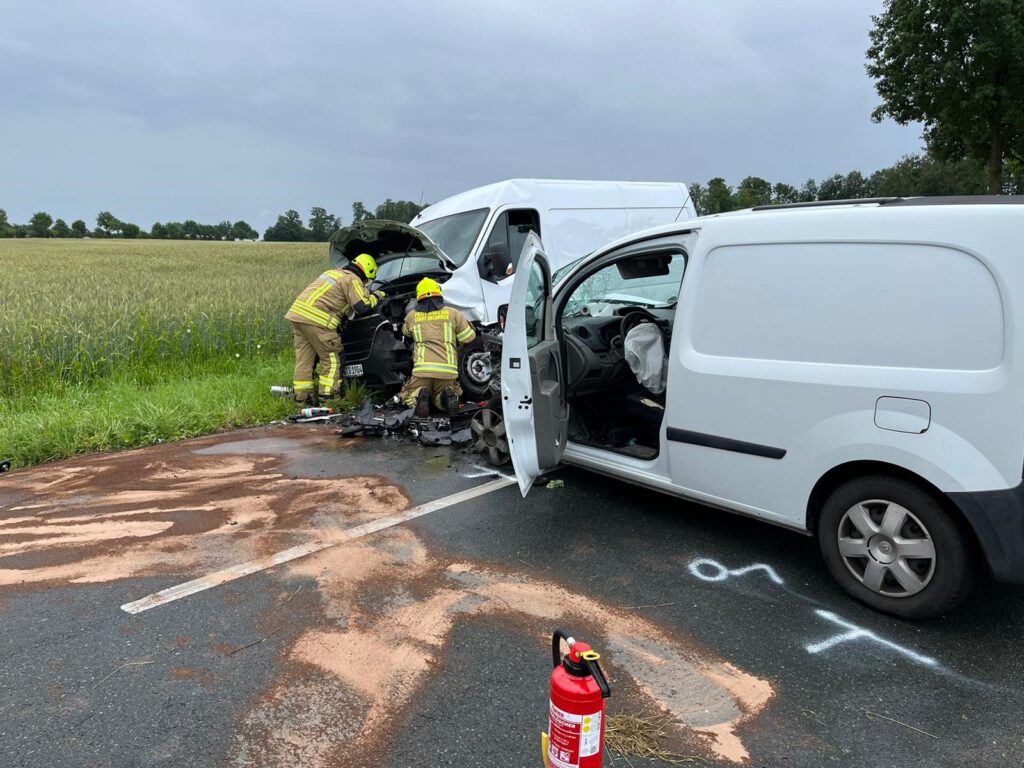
[343,364,364,377]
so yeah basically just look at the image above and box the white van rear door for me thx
[501,233,568,495]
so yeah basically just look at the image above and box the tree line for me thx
[262,199,427,241]
[689,152,1023,216]
[0,199,426,241]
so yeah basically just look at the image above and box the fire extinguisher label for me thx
[548,702,602,768]
[579,710,602,757]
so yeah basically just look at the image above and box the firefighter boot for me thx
[295,391,319,407]
[415,388,431,418]
[443,387,459,418]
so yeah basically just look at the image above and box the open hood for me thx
[329,220,455,283]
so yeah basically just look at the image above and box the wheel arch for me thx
[805,461,982,557]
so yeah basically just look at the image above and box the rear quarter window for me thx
[690,242,1004,370]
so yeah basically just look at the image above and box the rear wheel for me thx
[817,475,975,619]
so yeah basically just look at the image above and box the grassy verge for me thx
[0,353,303,467]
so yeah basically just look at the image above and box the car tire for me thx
[458,337,492,400]
[817,475,976,620]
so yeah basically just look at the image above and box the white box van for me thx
[501,197,1024,619]
[331,179,694,398]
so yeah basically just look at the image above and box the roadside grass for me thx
[0,238,348,467]
[0,352,299,466]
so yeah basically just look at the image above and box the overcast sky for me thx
[1,0,923,230]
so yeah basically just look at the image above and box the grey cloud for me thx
[0,0,921,229]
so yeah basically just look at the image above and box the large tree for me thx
[30,212,53,238]
[50,218,71,238]
[71,219,89,238]
[230,220,258,240]
[373,199,425,223]
[95,211,123,237]
[308,206,340,242]
[263,209,309,242]
[867,0,1024,193]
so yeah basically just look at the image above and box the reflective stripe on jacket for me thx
[285,268,378,329]
[402,306,476,379]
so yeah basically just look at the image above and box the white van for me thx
[501,197,1024,619]
[333,179,694,397]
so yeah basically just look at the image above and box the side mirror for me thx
[497,303,509,331]
[478,243,512,282]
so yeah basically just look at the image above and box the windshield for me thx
[563,254,685,318]
[414,208,488,267]
[552,257,585,285]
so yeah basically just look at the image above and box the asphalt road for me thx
[1,426,1022,768]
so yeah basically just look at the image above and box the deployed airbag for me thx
[624,323,666,395]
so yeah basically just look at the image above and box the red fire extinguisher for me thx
[543,629,611,768]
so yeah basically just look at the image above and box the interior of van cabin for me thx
[551,248,686,459]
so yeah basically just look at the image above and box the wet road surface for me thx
[1,425,1022,767]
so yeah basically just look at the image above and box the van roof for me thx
[412,178,691,224]
[752,195,1024,211]
[583,195,1024,261]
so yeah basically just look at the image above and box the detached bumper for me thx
[948,482,1024,583]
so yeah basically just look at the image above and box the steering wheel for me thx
[620,308,663,344]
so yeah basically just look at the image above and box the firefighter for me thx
[285,253,384,404]
[398,277,476,417]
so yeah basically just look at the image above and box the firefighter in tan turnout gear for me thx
[286,253,383,403]
[398,277,476,417]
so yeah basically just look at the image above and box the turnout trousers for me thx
[398,375,462,411]
[291,321,342,400]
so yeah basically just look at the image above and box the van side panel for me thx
[665,212,1023,529]
[691,242,1004,369]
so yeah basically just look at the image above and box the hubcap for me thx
[464,350,492,385]
[836,499,936,597]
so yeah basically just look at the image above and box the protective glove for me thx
[372,289,386,301]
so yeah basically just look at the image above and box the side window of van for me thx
[481,209,541,282]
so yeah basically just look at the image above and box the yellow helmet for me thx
[352,253,378,280]
[416,277,443,300]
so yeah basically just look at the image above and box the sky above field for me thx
[1,0,923,231]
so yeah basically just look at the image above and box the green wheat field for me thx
[0,238,332,466]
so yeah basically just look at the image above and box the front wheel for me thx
[458,337,493,400]
[817,476,976,619]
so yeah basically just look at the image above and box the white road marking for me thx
[464,464,518,482]
[805,609,939,667]
[120,477,515,615]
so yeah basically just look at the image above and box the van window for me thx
[485,209,541,273]
[415,208,488,266]
[691,242,1004,370]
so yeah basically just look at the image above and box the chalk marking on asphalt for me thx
[120,477,515,615]
[687,557,784,585]
[805,609,939,667]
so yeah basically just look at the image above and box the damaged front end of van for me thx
[329,219,502,398]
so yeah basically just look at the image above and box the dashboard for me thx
[560,304,674,396]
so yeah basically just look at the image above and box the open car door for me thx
[501,233,568,495]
